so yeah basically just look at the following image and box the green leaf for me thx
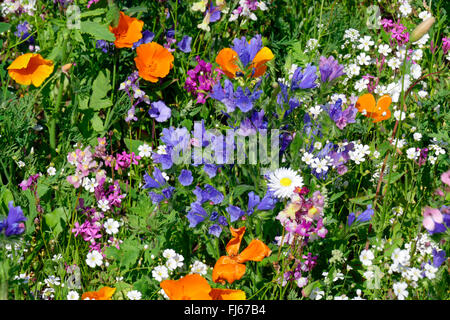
[106,4,120,28]
[349,193,375,206]
[91,114,104,133]
[90,70,112,111]
[80,21,115,42]
[125,6,148,16]
[329,191,346,203]
[80,8,106,18]
[232,185,254,198]
[0,22,11,34]
[124,138,145,154]
[44,207,69,236]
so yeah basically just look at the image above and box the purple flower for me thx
[237,109,267,136]
[96,40,113,53]
[443,37,450,54]
[187,202,208,227]
[319,56,345,83]
[162,186,175,199]
[257,189,278,211]
[149,192,165,204]
[0,201,27,237]
[132,30,155,49]
[231,35,263,68]
[291,64,318,90]
[218,216,228,226]
[432,249,446,268]
[348,212,356,226]
[324,99,356,130]
[185,56,222,104]
[178,169,193,186]
[211,79,262,113]
[247,191,260,216]
[177,35,192,53]
[148,101,171,122]
[209,224,223,237]
[227,205,245,222]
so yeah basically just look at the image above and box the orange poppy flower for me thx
[212,226,271,285]
[160,274,246,300]
[215,43,274,79]
[8,53,54,87]
[109,11,144,48]
[81,286,116,300]
[355,93,392,123]
[134,42,174,83]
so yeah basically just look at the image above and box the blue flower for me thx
[208,224,223,237]
[178,169,193,186]
[186,202,208,228]
[291,64,318,90]
[132,30,155,49]
[148,101,171,122]
[0,201,27,237]
[231,35,262,68]
[227,205,245,222]
[257,190,278,211]
[177,35,192,53]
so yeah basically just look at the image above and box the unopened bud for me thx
[410,16,435,43]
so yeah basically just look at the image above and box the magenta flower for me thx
[185,56,223,104]
[442,37,450,54]
[422,207,445,234]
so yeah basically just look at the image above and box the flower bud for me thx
[410,16,435,43]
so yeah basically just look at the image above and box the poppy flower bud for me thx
[61,63,73,74]
[410,16,435,43]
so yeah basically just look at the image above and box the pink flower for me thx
[422,207,443,231]
[441,169,450,186]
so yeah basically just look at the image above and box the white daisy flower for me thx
[267,168,304,199]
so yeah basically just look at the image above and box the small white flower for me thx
[358,36,374,51]
[104,218,120,235]
[387,57,401,70]
[411,49,423,61]
[127,290,142,300]
[152,265,169,282]
[67,291,79,300]
[47,166,56,176]
[406,147,419,160]
[309,105,323,118]
[309,287,325,300]
[296,277,308,288]
[399,2,412,17]
[393,281,408,300]
[138,143,152,158]
[418,90,428,98]
[410,64,422,80]
[98,199,110,212]
[356,52,371,65]
[413,133,422,141]
[354,78,369,92]
[86,250,103,268]
[378,44,392,56]
[360,249,375,267]
[17,161,25,168]
[301,152,315,165]
[418,11,432,21]
[393,110,406,121]
[190,260,208,275]
[162,249,177,259]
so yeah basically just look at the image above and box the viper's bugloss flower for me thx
[0,201,27,237]
[8,53,54,87]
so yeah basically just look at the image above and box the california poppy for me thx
[355,93,392,123]
[8,53,54,87]
[160,274,246,300]
[134,42,174,83]
[215,35,274,79]
[109,11,144,48]
[212,226,271,285]
[81,286,116,300]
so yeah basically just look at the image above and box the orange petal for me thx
[160,274,213,300]
[226,226,246,257]
[355,93,376,115]
[134,42,174,82]
[237,239,271,263]
[251,47,274,78]
[210,288,246,300]
[110,11,143,48]
[216,48,240,79]
[212,256,246,284]
[8,53,54,87]
[81,286,116,300]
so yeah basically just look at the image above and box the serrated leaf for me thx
[80,21,115,42]
[125,6,148,15]
[106,4,120,28]
[80,8,106,18]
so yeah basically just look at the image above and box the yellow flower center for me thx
[280,177,292,187]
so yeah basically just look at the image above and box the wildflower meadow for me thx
[0,0,449,304]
